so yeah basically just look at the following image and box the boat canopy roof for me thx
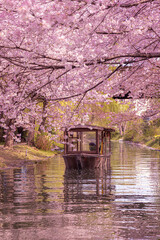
[65,124,114,132]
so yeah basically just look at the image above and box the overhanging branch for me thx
[47,64,122,102]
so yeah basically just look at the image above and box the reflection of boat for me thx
[63,125,114,170]
[63,168,115,213]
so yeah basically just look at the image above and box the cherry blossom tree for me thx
[0,0,160,146]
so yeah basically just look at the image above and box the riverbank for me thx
[117,137,160,151]
[119,139,160,151]
[0,143,55,164]
[134,138,160,151]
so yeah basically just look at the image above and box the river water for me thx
[0,141,160,240]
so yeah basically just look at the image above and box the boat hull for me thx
[63,153,105,169]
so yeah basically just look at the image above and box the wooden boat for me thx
[63,125,114,169]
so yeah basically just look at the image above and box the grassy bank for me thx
[0,143,56,163]
[145,137,160,150]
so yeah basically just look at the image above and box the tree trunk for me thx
[27,130,35,146]
[119,122,127,136]
[4,119,15,148]
[38,99,47,133]
[27,117,35,146]
[4,129,14,148]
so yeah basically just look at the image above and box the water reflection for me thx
[63,168,115,214]
[0,142,160,239]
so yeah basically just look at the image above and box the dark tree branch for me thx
[47,64,122,102]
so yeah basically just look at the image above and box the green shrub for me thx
[35,133,53,151]
[123,129,137,141]
[141,121,156,138]
[154,119,160,127]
